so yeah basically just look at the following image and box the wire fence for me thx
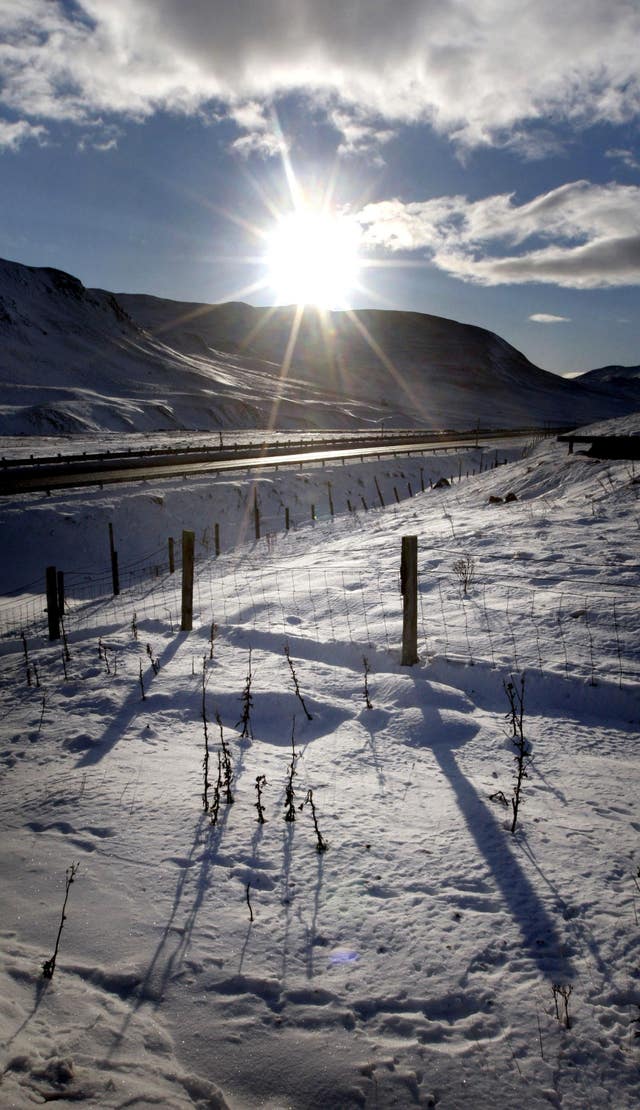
[0,548,171,640]
[0,448,523,643]
[3,530,638,692]
[194,549,640,687]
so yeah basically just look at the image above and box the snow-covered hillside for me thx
[578,365,640,385]
[118,294,629,432]
[0,433,638,1108]
[576,365,640,406]
[0,255,633,435]
[0,258,382,435]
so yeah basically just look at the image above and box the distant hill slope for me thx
[0,255,633,434]
[578,364,640,382]
[576,364,640,404]
[114,294,636,430]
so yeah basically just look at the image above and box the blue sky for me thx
[0,1,639,375]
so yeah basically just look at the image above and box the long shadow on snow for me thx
[107,809,209,1054]
[428,657,640,732]
[409,673,574,983]
[305,851,325,981]
[110,803,238,1053]
[74,633,186,767]
[223,625,375,672]
[237,820,268,975]
[516,831,609,977]
[110,730,253,1051]
[3,977,49,1052]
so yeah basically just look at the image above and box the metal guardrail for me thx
[0,426,569,495]
[1,424,568,470]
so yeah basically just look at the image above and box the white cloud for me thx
[0,117,46,150]
[77,122,122,152]
[227,102,286,159]
[529,314,571,324]
[355,181,640,288]
[0,1,639,155]
[501,129,567,162]
[606,147,640,171]
[328,108,395,162]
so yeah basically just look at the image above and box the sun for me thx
[265,208,361,309]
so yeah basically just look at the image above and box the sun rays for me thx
[156,122,417,432]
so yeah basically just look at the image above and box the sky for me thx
[0,1,639,375]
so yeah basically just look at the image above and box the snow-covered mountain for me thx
[575,364,640,404]
[0,255,634,434]
[0,258,381,435]
[578,364,640,383]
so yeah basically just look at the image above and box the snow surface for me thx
[572,413,640,438]
[1,434,639,1108]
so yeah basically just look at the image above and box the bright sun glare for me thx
[265,209,361,309]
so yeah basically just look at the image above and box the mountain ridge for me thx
[0,255,634,435]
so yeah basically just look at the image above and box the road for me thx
[0,428,551,495]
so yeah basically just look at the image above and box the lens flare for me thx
[265,209,361,309]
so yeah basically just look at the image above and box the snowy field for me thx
[0,432,639,1108]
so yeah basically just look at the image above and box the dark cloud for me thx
[1,0,639,153]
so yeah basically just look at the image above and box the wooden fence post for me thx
[214,522,220,556]
[253,488,260,540]
[46,565,60,641]
[374,477,385,507]
[285,507,290,531]
[168,536,175,574]
[180,530,195,632]
[108,522,120,596]
[400,535,418,666]
[327,482,334,517]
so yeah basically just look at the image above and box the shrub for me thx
[453,554,475,596]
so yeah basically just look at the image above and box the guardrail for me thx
[1,424,569,470]
[0,429,557,496]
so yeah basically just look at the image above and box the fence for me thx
[3,524,638,691]
[0,449,516,643]
[0,543,171,640]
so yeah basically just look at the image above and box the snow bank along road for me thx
[0,427,559,495]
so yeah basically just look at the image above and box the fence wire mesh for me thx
[2,532,638,691]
